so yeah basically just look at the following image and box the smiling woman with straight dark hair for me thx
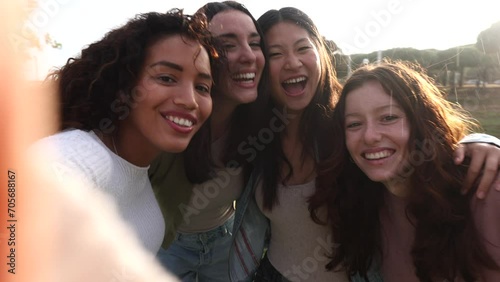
[149,2,269,281]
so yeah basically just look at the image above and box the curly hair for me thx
[309,60,499,281]
[48,9,222,133]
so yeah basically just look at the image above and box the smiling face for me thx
[344,80,410,187]
[208,10,264,109]
[119,34,212,164]
[265,22,321,114]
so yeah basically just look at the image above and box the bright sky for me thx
[27,0,500,80]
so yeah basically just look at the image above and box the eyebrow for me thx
[268,37,309,49]
[217,32,260,40]
[345,104,403,117]
[150,60,212,80]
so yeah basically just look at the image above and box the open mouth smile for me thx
[164,115,194,127]
[363,149,394,160]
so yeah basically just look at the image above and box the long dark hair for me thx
[49,9,221,134]
[185,1,270,183]
[257,7,342,210]
[310,60,499,281]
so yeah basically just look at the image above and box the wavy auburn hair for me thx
[310,60,499,281]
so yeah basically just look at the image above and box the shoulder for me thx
[29,129,113,187]
[149,152,188,190]
[31,129,109,160]
[149,152,181,178]
[472,190,500,224]
[31,129,104,153]
[471,191,500,260]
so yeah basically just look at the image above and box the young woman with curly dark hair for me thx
[30,9,223,254]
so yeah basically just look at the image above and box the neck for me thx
[282,110,302,140]
[280,115,316,185]
[103,128,157,167]
[282,134,303,162]
[383,180,410,198]
[210,98,238,141]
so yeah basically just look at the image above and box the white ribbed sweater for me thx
[30,129,165,253]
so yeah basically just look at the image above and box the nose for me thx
[363,122,382,145]
[284,54,302,70]
[239,44,257,64]
[173,85,198,110]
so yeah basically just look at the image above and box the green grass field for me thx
[445,86,500,137]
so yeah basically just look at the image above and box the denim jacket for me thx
[228,169,384,282]
[229,169,269,282]
[227,134,499,282]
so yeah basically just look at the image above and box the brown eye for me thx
[157,75,175,83]
[346,122,361,129]
[196,84,210,95]
[382,115,398,122]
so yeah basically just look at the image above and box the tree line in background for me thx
[329,21,500,87]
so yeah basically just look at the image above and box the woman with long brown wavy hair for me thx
[311,60,500,281]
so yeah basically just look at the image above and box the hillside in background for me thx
[324,21,500,137]
[328,21,500,87]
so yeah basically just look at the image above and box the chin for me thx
[364,170,396,183]
[239,93,258,104]
[168,147,186,153]
[366,175,385,183]
[162,141,190,153]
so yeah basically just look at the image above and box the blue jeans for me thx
[157,216,234,282]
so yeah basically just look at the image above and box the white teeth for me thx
[364,150,391,160]
[232,73,255,80]
[283,77,306,84]
[166,116,193,127]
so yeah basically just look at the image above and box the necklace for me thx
[111,136,118,155]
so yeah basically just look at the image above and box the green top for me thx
[148,152,194,248]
